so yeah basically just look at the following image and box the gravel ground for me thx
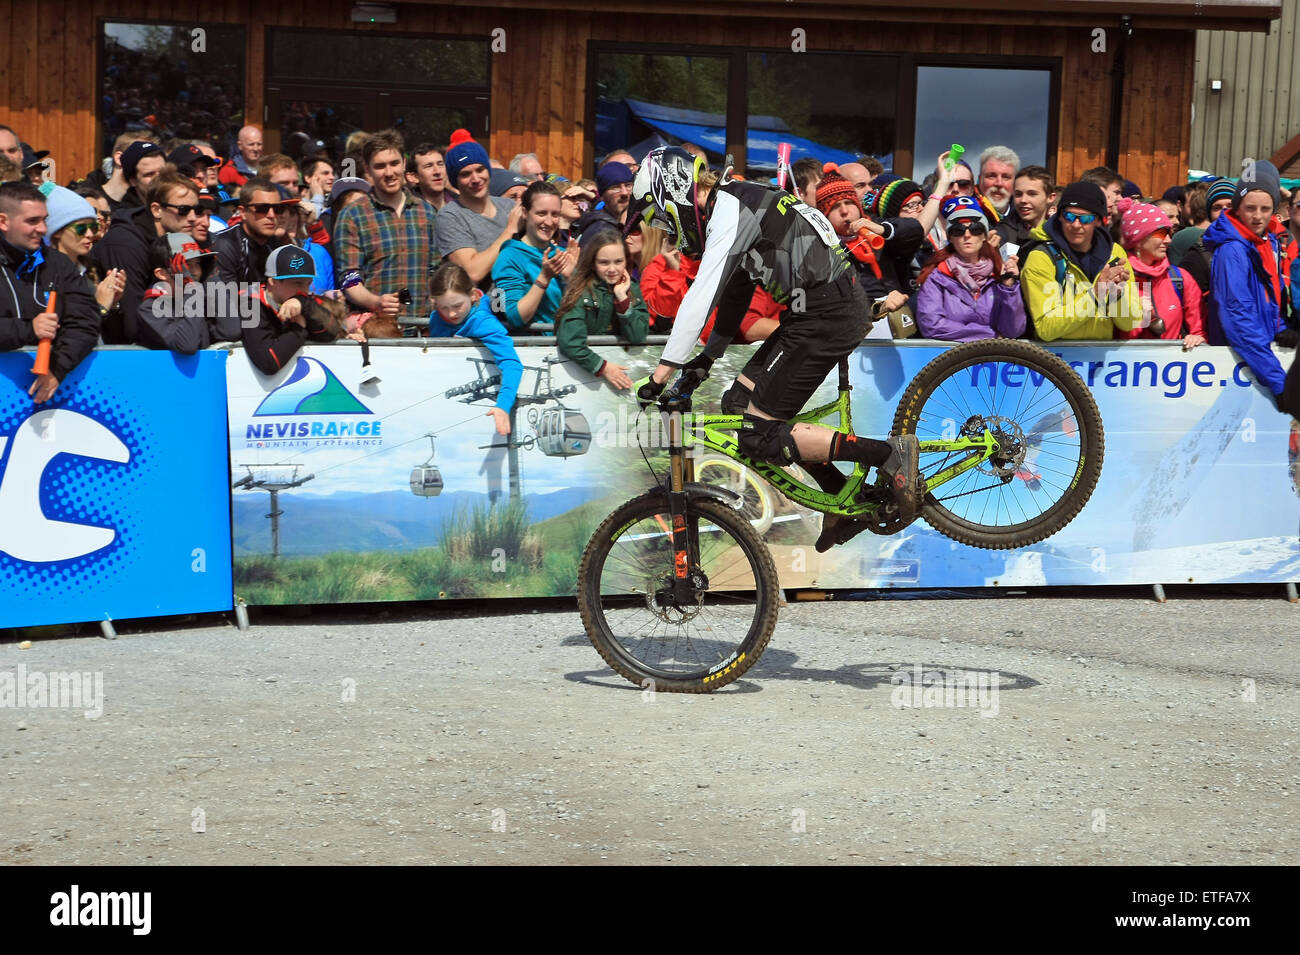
[1,595,1297,865]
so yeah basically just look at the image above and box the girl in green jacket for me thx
[554,231,649,390]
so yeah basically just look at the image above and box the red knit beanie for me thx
[448,128,475,147]
[815,168,858,217]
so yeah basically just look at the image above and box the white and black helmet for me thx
[627,146,709,254]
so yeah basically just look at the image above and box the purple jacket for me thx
[915,263,1027,341]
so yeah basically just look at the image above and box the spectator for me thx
[1162,185,1188,226]
[1020,181,1140,341]
[1202,160,1294,409]
[0,154,21,183]
[865,155,957,313]
[860,155,886,182]
[1114,197,1205,348]
[276,193,333,295]
[977,145,1020,216]
[167,144,218,190]
[994,165,1055,246]
[577,161,634,247]
[1079,166,1125,218]
[90,169,203,343]
[817,168,890,307]
[599,150,639,176]
[302,156,336,219]
[490,169,531,204]
[335,129,439,325]
[558,180,597,242]
[491,180,577,333]
[0,181,99,403]
[137,233,241,353]
[43,185,125,319]
[435,138,522,288]
[915,195,1025,341]
[1282,186,1300,303]
[509,153,544,180]
[188,141,223,192]
[103,140,165,213]
[258,154,300,196]
[219,125,264,190]
[0,124,23,167]
[406,144,449,211]
[72,185,113,239]
[834,162,874,204]
[427,262,523,436]
[20,144,51,185]
[791,157,822,207]
[241,244,339,375]
[322,177,370,242]
[554,231,649,390]
[1172,178,1232,313]
[211,176,285,286]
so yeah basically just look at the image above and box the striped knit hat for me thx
[1205,177,1237,209]
[872,177,923,219]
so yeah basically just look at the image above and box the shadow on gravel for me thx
[564,640,1040,694]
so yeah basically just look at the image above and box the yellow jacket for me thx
[1020,223,1142,341]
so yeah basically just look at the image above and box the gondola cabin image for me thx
[534,404,591,458]
[410,435,444,497]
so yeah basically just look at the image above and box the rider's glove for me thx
[635,374,665,410]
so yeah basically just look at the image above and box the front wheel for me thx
[577,491,780,692]
[892,338,1104,549]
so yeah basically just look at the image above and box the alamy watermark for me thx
[0,665,103,719]
[890,664,1000,717]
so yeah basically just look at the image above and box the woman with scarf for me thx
[1113,197,1205,349]
[915,195,1025,341]
[1202,160,1296,411]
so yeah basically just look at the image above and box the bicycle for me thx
[577,337,1104,693]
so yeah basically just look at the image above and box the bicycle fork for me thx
[666,410,701,605]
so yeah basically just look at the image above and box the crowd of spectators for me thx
[1,116,1297,416]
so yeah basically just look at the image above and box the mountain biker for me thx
[627,146,922,550]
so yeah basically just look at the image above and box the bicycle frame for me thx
[663,360,1002,520]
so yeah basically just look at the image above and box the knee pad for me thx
[720,380,753,414]
[738,415,800,465]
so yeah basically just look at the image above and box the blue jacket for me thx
[302,236,334,296]
[1202,212,1287,396]
[491,239,564,332]
[426,298,523,413]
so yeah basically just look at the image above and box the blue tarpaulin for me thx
[622,97,859,170]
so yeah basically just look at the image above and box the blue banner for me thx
[0,350,233,627]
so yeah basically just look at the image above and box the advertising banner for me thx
[227,339,1299,605]
[0,350,233,627]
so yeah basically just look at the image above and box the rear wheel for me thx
[577,491,780,692]
[891,338,1104,549]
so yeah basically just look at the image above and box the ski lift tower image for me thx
[443,356,591,501]
[232,463,315,558]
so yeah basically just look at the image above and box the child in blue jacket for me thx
[427,263,523,435]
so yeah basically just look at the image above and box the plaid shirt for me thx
[334,191,439,323]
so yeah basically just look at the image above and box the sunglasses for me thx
[949,179,974,190]
[947,221,987,237]
[243,202,282,216]
[70,221,101,236]
[1150,228,1172,239]
[1062,210,1098,225]
[163,203,202,217]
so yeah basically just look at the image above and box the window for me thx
[911,66,1053,182]
[747,52,898,173]
[267,32,488,88]
[593,52,729,162]
[100,22,245,160]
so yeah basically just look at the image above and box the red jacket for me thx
[640,253,784,343]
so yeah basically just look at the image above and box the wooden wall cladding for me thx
[0,0,1194,194]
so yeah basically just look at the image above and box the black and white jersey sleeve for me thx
[657,180,852,367]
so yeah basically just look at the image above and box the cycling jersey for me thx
[659,179,851,367]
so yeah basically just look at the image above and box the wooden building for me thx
[0,0,1282,194]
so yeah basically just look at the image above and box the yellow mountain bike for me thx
[577,338,1104,692]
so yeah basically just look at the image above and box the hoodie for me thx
[426,297,523,413]
[0,239,100,381]
[1201,211,1290,397]
[87,203,159,343]
[490,239,564,332]
[1019,220,1141,341]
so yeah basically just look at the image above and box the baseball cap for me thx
[121,141,164,180]
[266,244,316,280]
[490,169,530,196]
[329,177,371,204]
[164,232,216,262]
[20,143,50,173]
[167,144,217,169]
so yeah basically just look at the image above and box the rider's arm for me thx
[656,189,758,374]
